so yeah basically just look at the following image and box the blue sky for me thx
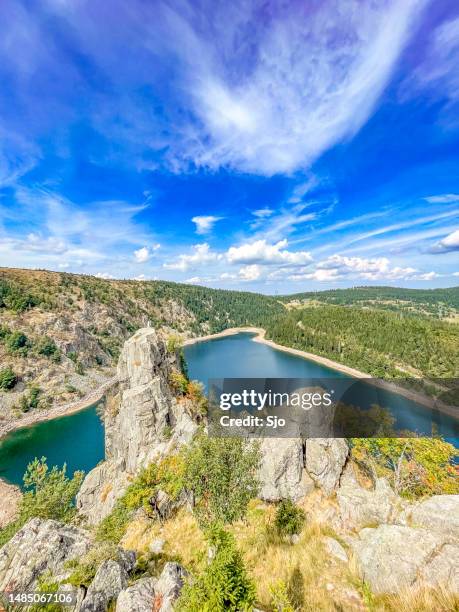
[0,0,458,293]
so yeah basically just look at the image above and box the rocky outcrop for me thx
[305,438,348,495]
[77,328,198,524]
[78,557,133,612]
[115,562,186,612]
[0,518,92,592]
[258,438,314,501]
[398,494,459,538]
[337,464,399,531]
[258,437,348,502]
[352,524,459,594]
[115,577,156,612]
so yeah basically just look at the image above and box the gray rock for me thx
[304,438,348,495]
[258,438,314,501]
[0,518,92,592]
[352,524,459,594]
[116,577,156,612]
[399,494,459,538]
[154,562,187,611]
[323,536,348,563]
[337,473,398,531]
[77,328,198,525]
[79,560,128,612]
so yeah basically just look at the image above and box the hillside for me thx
[280,285,459,320]
[0,268,457,425]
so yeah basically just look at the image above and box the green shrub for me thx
[177,525,256,612]
[30,573,63,612]
[274,499,305,537]
[19,385,41,412]
[184,433,261,526]
[6,330,29,354]
[35,336,60,360]
[0,365,16,390]
[0,458,84,546]
[96,455,186,543]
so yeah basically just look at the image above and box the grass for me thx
[119,496,459,611]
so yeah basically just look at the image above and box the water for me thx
[0,332,457,487]
[0,403,104,486]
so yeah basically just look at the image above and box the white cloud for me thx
[289,269,341,282]
[95,272,115,279]
[430,229,459,253]
[425,194,459,204]
[134,246,150,263]
[227,239,312,266]
[238,264,262,281]
[167,0,425,174]
[192,215,222,234]
[453,272,459,277]
[417,271,438,281]
[184,276,203,284]
[252,208,273,218]
[164,243,221,271]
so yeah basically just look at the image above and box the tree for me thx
[184,433,261,526]
[0,458,84,546]
[177,525,256,612]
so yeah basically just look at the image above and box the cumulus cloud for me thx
[227,239,312,266]
[238,264,262,281]
[164,243,221,271]
[134,246,150,263]
[429,229,459,253]
[288,254,436,282]
[192,215,222,234]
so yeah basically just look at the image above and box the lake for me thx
[0,332,457,487]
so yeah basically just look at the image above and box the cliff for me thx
[76,328,198,524]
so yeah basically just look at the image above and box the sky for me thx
[0,0,458,294]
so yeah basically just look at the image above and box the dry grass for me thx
[120,500,458,611]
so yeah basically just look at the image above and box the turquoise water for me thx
[0,402,104,486]
[0,332,457,487]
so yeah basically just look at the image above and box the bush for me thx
[170,371,188,395]
[351,437,459,498]
[177,525,256,612]
[96,455,186,543]
[184,433,261,526]
[274,499,305,537]
[35,336,60,360]
[0,365,16,390]
[0,458,84,546]
[19,385,41,412]
[6,330,29,354]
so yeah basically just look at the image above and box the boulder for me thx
[399,494,459,538]
[79,560,129,612]
[0,518,92,592]
[304,438,348,495]
[258,438,313,501]
[352,524,459,594]
[337,466,398,530]
[154,562,187,611]
[116,577,156,612]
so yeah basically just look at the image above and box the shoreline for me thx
[0,376,118,441]
[184,327,458,419]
